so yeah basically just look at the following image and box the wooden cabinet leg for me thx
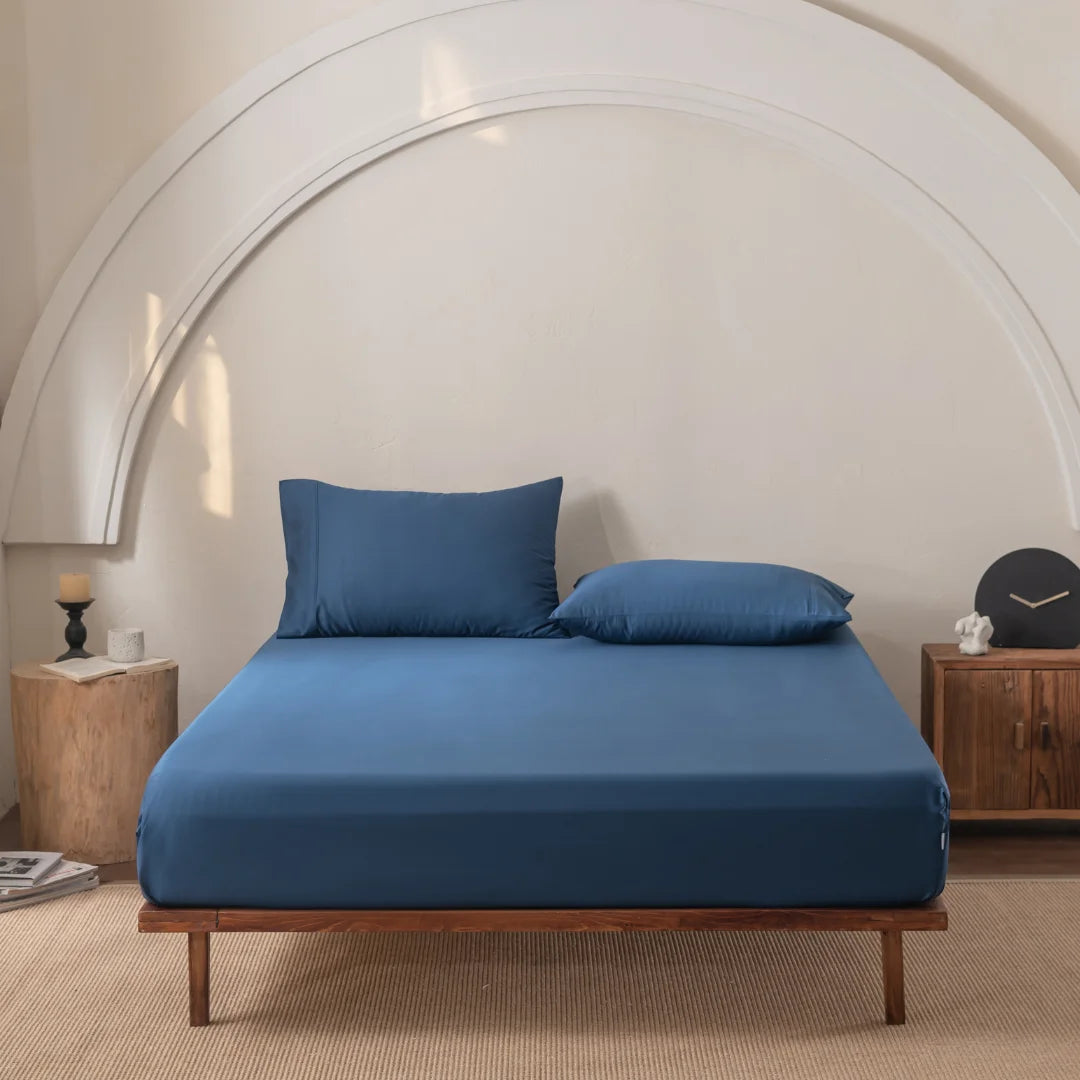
[188,931,210,1026]
[881,929,905,1025]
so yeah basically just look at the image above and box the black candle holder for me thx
[55,599,94,662]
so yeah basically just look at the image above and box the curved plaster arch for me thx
[4,0,1080,541]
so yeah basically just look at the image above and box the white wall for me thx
[3,0,1080,812]
[10,0,1080,379]
[0,0,35,410]
[5,104,1071,711]
[817,1,1080,189]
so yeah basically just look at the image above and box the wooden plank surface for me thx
[139,899,947,934]
[139,906,218,931]
[951,809,1080,820]
[188,932,209,1027]
[943,669,1031,809]
[1032,671,1080,810]
[881,930,905,1025]
[923,644,1080,669]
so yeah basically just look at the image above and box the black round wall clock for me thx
[974,548,1080,648]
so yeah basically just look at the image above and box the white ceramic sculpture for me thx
[955,612,994,656]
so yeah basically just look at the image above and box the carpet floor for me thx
[1,881,1077,1079]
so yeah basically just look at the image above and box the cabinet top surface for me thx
[11,659,177,681]
[923,643,1080,668]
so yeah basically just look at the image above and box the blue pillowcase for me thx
[550,560,852,645]
[277,478,565,638]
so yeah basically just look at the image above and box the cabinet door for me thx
[943,670,1032,809]
[1032,671,1080,809]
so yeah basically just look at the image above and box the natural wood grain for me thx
[943,669,1031,810]
[921,648,947,761]
[139,900,947,935]
[188,932,209,1027]
[923,644,1080,669]
[933,664,946,763]
[10,661,177,863]
[924,644,1080,820]
[881,930,905,1025]
[948,822,1080,874]
[1032,671,1080,810]
[140,901,944,1027]
[921,647,935,746]
[138,906,218,932]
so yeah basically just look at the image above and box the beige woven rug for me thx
[1,881,1077,1079]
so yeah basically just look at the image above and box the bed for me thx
[137,626,948,1025]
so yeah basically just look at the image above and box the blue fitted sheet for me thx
[137,629,948,909]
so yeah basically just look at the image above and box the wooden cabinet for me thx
[941,669,1030,810]
[1032,671,1080,809]
[922,645,1080,820]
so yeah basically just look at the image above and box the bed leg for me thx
[188,931,210,1026]
[881,929,905,1025]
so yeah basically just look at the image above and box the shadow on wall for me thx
[122,321,234,538]
[556,491,622,597]
[87,320,242,725]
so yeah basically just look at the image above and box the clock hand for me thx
[1009,593,1037,608]
[1031,590,1071,609]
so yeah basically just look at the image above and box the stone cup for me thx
[107,627,145,663]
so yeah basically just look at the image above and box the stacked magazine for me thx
[0,852,99,912]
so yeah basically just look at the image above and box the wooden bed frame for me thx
[139,898,947,1027]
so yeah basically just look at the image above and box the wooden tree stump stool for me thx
[11,661,178,863]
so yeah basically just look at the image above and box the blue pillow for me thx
[550,560,852,644]
[277,478,565,638]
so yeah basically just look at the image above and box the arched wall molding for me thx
[4,0,1080,542]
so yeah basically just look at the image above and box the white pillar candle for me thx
[58,573,91,603]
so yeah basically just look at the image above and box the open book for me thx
[39,656,168,683]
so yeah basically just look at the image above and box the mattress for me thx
[137,628,949,909]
